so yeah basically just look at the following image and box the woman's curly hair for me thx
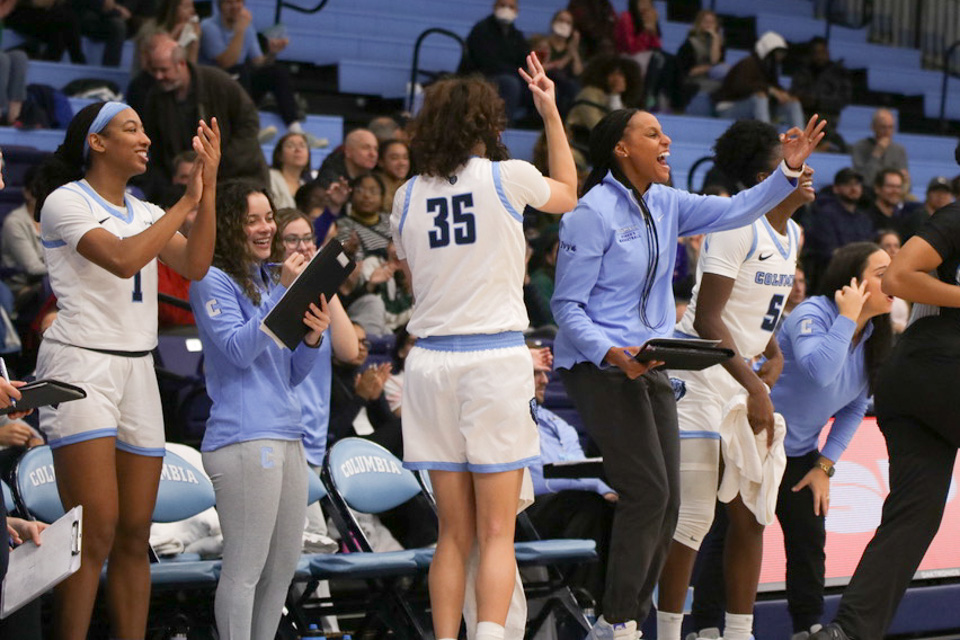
[213,179,282,306]
[713,119,782,191]
[408,76,510,178]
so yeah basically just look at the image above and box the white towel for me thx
[717,394,787,525]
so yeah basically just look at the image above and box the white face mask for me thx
[494,7,517,24]
[552,21,572,38]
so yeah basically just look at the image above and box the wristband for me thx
[780,159,804,178]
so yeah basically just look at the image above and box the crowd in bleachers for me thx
[2,0,960,638]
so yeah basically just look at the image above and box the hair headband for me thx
[84,101,131,160]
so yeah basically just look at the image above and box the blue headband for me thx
[83,101,131,160]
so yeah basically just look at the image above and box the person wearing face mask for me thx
[551,109,824,640]
[459,0,531,124]
[542,9,582,116]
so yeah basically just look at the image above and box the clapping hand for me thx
[780,115,828,171]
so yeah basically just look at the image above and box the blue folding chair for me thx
[286,466,424,639]
[2,478,15,514]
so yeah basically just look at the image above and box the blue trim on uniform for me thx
[74,180,135,224]
[398,176,417,236]
[492,162,524,223]
[679,431,722,440]
[416,331,525,352]
[743,220,759,262]
[403,460,469,472]
[468,455,539,473]
[761,216,791,260]
[41,238,67,249]
[787,219,799,257]
[47,428,119,449]
[115,440,167,457]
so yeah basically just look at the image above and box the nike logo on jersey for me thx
[758,252,774,261]
[98,217,110,224]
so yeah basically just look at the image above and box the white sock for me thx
[475,621,505,640]
[723,612,754,640]
[288,120,304,133]
[657,610,684,640]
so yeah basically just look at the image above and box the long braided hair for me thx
[582,108,663,328]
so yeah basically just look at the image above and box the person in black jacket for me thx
[459,0,530,123]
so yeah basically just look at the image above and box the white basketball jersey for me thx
[41,180,164,351]
[677,216,799,358]
[391,158,550,337]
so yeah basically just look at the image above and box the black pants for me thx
[6,4,85,63]
[559,364,680,623]
[237,62,300,126]
[78,8,126,67]
[777,450,827,632]
[527,489,616,610]
[832,414,956,640]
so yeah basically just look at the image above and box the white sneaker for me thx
[585,616,638,640]
[791,624,823,640]
[258,125,278,144]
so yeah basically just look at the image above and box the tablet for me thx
[0,380,87,415]
[634,338,735,371]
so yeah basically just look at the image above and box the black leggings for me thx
[559,364,680,623]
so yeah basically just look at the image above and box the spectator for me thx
[865,169,909,235]
[901,176,955,240]
[0,46,28,127]
[541,9,583,116]
[73,0,128,67]
[875,229,909,334]
[269,132,312,210]
[298,179,349,249]
[782,266,808,321]
[527,360,616,610]
[528,232,559,326]
[567,0,616,58]
[337,173,391,259]
[156,153,198,328]
[134,0,202,72]
[712,31,804,129]
[368,115,403,146]
[851,108,909,188]
[790,37,852,151]
[383,323,414,416]
[200,0,314,143]
[142,35,268,194]
[316,128,378,186]
[375,140,410,214]
[802,168,874,292]
[458,0,530,123]
[565,54,642,150]
[4,0,84,63]
[675,9,728,113]
[614,0,660,66]
[329,322,401,454]
[1,166,46,309]
[360,241,412,333]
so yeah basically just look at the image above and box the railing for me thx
[406,28,465,113]
[273,0,329,30]
[939,39,960,130]
[687,156,715,194]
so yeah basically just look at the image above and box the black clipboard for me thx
[260,238,356,350]
[543,458,605,480]
[0,379,87,415]
[634,338,735,371]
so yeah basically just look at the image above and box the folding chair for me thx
[2,478,14,514]
[285,467,425,640]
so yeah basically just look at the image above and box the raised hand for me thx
[193,117,222,186]
[835,277,870,321]
[780,114,828,171]
[518,52,559,121]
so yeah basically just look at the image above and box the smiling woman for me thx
[31,101,221,640]
[551,108,826,639]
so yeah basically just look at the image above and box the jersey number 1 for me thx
[132,271,143,303]
[427,194,476,248]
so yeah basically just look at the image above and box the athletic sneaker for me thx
[684,628,721,640]
[258,125,278,144]
[584,616,638,640]
[791,623,824,640]
[808,624,850,640]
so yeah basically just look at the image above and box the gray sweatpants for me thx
[203,439,308,640]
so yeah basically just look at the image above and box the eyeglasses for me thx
[354,186,382,196]
[281,234,316,247]
[359,339,371,348]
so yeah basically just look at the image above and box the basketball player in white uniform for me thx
[656,120,815,640]
[391,55,577,640]
[35,102,219,640]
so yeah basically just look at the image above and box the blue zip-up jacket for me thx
[298,327,332,467]
[530,404,615,497]
[552,165,799,370]
[771,296,872,462]
[190,266,320,452]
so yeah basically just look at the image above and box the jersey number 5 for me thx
[427,194,476,248]
[761,293,784,331]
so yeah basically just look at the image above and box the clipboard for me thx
[260,239,357,350]
[542,458,605,480]
[0,380,86,415]
[1,505,82,619]
[634,338,735,371]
